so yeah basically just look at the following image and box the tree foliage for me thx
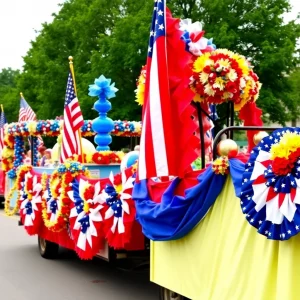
[0,68,20,122]
[1,0,299,126]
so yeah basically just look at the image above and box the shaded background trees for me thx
[1,0,299,126]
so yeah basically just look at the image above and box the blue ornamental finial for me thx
[88,75,118,99]
[89,75,118,151]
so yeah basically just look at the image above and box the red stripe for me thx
[156,37,176,175]
[60,100,83,163]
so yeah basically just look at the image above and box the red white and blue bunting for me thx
[240,127,300,240]
[19,170,43,235]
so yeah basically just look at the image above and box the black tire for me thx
[38,236,59,259]
[159,287,189,300]
[0,196,4,209]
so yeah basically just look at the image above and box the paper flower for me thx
[190,49,261,111]
[68,180,104,251]
[99,172,135,234]
[88,75,118,99]
[240,128,300,241]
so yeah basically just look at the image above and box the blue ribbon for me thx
[78,214,90,234]
[25,201,33,215]
[105,184,123,218]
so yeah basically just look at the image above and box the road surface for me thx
[0,210,159,300]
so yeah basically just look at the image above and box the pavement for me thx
[0,210,159,300]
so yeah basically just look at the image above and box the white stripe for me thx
[149,45,168,176]
[63,119,76,157]
[138,114,147,180]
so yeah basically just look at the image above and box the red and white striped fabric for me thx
[60,72,84,163]
[138,0,176,180]
[19,97,44,147]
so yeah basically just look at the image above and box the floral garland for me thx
[111,121,141,137]
[6,120,141,138]
[41,161,91,232]
[190,49,261,111]
[68,151,123,165]
[91,152,121,164]
[7,136,24,178]
[4,182,20,216]
[41,171,64,232]
[1,147,14,172]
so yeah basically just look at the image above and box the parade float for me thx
[3,1,300,300]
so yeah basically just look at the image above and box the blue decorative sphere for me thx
[120,151,139,172]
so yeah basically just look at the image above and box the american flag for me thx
[60,72,84,163]
[138,0,176,180]
[0,110,7,159]
[19,96,44,147]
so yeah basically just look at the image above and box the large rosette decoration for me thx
[99,170,136,249]
[240,128,300,240]
[190,49,261,111]
[67,178,106,259]
[18,166,43,235]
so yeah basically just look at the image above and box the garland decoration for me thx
[8,136,24,178]
[240,128,300,241]
[6,120,141,138]
[4,182,20,216]
[91,151,121,164]
[111,121,142,137]
[41,161,91,232]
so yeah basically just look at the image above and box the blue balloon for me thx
[121,151,139,172]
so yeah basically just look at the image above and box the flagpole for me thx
[68,56,84,163]
[0,104,3,113]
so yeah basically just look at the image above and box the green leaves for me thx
[0,0,299,127]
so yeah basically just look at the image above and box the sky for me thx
[0,0,63,70]
[0,0,299,71]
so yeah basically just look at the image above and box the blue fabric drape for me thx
[133,159,246,241]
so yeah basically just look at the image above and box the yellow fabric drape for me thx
[150,177,300,300]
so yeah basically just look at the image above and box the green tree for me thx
[169,0,300,124]
[11,0,300,127]
[287,67,300,125]
[0,68,20,122]
[17,0,124,121]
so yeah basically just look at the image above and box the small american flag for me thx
[19,96,44,147]
[60,72,84,163]
[138,0,175,180]
[19,97,37,122]
[0,110,7,159]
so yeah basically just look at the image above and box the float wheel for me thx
[159,287,189,300]
[38,236,59,259]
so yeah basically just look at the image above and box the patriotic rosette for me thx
[19,168,43,235]
[240,128,300,240]
[68,179,105,259]
[100,171,136,248]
